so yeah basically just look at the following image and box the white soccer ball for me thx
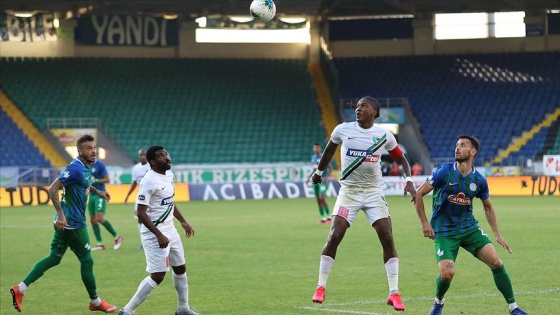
[250,0,276,23]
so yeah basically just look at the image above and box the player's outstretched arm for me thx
[414,181,435,239]
[124,182,138,204]
[311,140,338,185]
[481,198,512,254]
[173,205,195,238]
[48,179,67,231]
[137,204,169,248]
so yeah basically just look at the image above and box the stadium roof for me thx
[1,0,559,18]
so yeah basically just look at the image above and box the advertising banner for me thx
[50,128,98,146]
[0,12,56,42]
[106,163,313,185]
[0,183,190,207]
[543,155,560,176]
[76,14,178,46]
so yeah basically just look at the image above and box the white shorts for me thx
[141,228,185,273]
[332,186,390,226]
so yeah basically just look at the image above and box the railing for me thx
[46,117,99,129]
[1,166,61,187]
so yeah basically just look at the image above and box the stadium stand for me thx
[0,107,50,167]
[334,52,560,166]
[0,57,326,165]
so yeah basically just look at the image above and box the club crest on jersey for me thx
[161,196,174,206]
[447,192,471,205]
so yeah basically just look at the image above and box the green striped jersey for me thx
[427,162,490,237]
[56,158,92,229]
[331,122,398,189]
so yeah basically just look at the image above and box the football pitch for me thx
[1,196,559,314]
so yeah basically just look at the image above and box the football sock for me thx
[90,297,102,307]
[318,206,325,218]
[17,282,28,294]
[101,220,118,238]
[508,302,519,312]
[318,255,334,288]
[323,206,330,216]
[80,256,98,299]
[125,276,158,312]
[492,264,516,304]
[22,254,62,287]
[92,223,103,243]
[385,257,399,294]
[435,274,451,300]
[172,271,189,310]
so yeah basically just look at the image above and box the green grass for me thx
[1,196,559,314]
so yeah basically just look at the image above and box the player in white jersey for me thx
[119,146,201,315]
[310,96,416,311]
[124,149,151,250]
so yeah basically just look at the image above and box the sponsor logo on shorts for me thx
[437,248,444,257]
[337,206,349,219]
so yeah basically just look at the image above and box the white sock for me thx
[385,257,399,294]
[508,302,519,312]
[90,297,101,306]
[317,255,334,288]
[18,282,28,294]
[435,297,444,304]
[124,276,158,312]
[172,271,190,310]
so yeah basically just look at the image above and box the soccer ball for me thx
[250,0,276,23]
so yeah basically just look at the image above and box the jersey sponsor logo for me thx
[138,195,145,201]
[161,195,174,206]
[447,192,471,205]
[346,149,379,163]
[347,149,373,157]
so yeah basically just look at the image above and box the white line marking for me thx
[297,288,560,313]
[297,307,391,315]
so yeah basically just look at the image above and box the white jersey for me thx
[331,122,399,190]
[131,162,150,184]
[137,169,176,233]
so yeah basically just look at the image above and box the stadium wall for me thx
[2,15,558,59]
[2,176,558,207]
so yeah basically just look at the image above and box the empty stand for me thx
[335,52,560,165]
[0,58,325,164]
[0,108,51,167]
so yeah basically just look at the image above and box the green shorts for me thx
[88,194,107,216]
[434,227,492,262]
[313,182,328,196]
[50,225,92,260]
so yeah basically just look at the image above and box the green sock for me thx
[492,264,516,303]
[322,206,330,217]
[435,274,451,300]
[23,254,62,286]
[101,220,118,238]
[80,256,98,299]
[92,223,103,243]
[318,206,325,218]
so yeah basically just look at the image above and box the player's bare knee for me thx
[487,259,503,269]
[150,272,166,284]
[172,265,186,275]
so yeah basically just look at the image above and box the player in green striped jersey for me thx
[10,135,117,313]
[414,135,528,315]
